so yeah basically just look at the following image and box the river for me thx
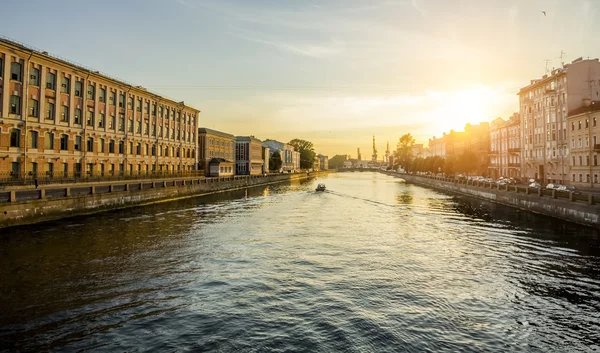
[1,172,599,352]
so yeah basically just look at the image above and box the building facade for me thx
[0,38,199,178]
[198,128,234,176]
[235,136,263,175]
[518,58,600,184]
[317,154,328,170]
[566,100,600,188]
[262,140,296,172]
[489,113,520,179]
[262,146,270,173]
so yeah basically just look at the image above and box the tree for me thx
[328,155,346,169]
[269,151,282,171]
[456,150,478,175]
[393,133,415,171]
[288,139,315,169]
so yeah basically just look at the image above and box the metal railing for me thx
[0,170,205,187]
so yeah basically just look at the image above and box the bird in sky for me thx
[542,11,546,16]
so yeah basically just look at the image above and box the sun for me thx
[434,86,501,134]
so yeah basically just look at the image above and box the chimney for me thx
[583,98,592,107]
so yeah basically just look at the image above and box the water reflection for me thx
[1,173,599,352]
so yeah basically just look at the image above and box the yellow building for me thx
[0,38,200,179]
[198,128,235,176]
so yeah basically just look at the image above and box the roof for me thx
[236,136,262,143]
[198,128,235,139]
[568,101,600,118]
[208,158,233,164]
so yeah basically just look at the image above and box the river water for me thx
[1,172,599,352]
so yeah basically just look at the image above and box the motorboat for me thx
[316,183,326,192]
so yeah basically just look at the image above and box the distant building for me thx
[262,146,270,173]
[313,156,320,171]
[412,144,424,159]
[262,140,295,172]
[566,100,600,188]
[317,154,329,170]
[518,57,600,184]
[198,128,235,176]
[489,113,521,179]
[235,136,263,175]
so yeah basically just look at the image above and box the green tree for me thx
[328,154,346,169]
[456,150,478,175]
[269,151,282,171]
[288,139,316,169]
[393,133,415,171]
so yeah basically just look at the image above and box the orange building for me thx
[0,37,199,179]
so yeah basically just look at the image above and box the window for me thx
[145,144,149,155]
[10,95,21,114]
[46,132,54,149]
[98,113,105,128]
[128,119,133,133]
[136,143,141,155]
[571,122,575,131]
[30,67,40,86]
[61,105,69,122]
[75,136,82,151]
[165,146,169,157]
[61,77,70,93]
[74,108,82,124]
[587,174,590,183]
[11,62,22,81]
[75,81,82,97]
[579,156,583,166]
[0,57,3,78]
[586,156,590,166]
[129,142,134,154]
[87,137,94,152]
[109,140,115,153]
[119,115,125,131]
[572,156,576,166]
[578,121,582,130]
[586,119,589,129]
[87,84,95,100]
[152,103,156,115]
[29,131,38,148]
[572,174,575,182]
[152,145,156,156]
[46,72,56,90]
[119,141,124,154]
[10,129,20,147]
[595,155,598,166]
[46,101,55,120]
[128,96,133,110]
[110,115,115,129]
[578,138,582,148]
[99,138,104,153]
[99,87,106,102]
[137,98,142,112]
[87,111,94,126]
[594,117,597,127]
[586,137,590,147]
[60,134,69,150]
[145,101,149,114]
[109,91,116,105]
[29,98,39,117]
[136,121,141,134]
[119,93,125,108]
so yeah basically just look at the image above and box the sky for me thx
[2,0,599,157]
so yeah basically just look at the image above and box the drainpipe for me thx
[82,72,91,178]
[23,50,34,179]
[588,111,593,189]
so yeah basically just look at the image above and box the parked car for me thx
[545,183,560,190]
[529,182,542,189]
[557,185,581,194]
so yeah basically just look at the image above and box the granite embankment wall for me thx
[385,172,600,228]
[0,173,320,229]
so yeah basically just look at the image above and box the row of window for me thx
[571,154,599,167]
[2,59,196,123]
[572,173,599,183]
[5,128,195,157]
[571,136,598,148]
